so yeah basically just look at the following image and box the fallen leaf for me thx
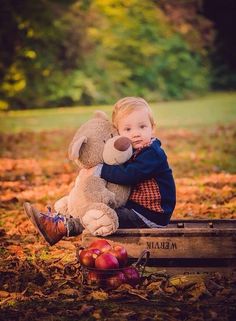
[187,281,210,302]
[169,274,206,289]
[58,288,79,297]
[146,281,162,292]
[0,291,10,298]
[89,290,108,301]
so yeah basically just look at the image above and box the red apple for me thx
[123,266,140,287]
[95,252,119,270]
[109,245,128,267]
[87,271,103,286]
[106,271,126,289]
[79,248,101,268]
[89,239,112,252]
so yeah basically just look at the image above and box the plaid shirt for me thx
[128,139,164,212]
[129,178,163,212]
[101,138,176,225]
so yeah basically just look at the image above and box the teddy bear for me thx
[54,111,133,236]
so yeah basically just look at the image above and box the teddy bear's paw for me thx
[81,209,116,236]
[82,209,104,222]
[93,225,115,236]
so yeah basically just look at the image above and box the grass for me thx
[0,92,236,133]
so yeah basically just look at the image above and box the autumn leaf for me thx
[89,290,109,301]
[187,281,210,302]
[0,291,10,298]
[169,274,206,289]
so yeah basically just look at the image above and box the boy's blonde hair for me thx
[112,97,155,129]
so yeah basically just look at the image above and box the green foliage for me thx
[0,0,213,109]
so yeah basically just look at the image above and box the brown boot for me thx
[23,202,67,246]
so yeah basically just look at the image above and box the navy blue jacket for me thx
[101,138,176,226]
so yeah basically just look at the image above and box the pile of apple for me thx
[78,239,140,289]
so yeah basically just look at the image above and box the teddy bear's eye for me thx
[111,134,113,138]
[103,140,106,143]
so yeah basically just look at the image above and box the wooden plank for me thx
[143,266,236,277]
[83,232,236,259]
[82,219,236,260]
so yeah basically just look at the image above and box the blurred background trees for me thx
[0,0,235,109]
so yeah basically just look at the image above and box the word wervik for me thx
[146,241,177,250]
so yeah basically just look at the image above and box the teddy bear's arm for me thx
[82,176,117,208]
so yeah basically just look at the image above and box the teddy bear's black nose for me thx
[114,137,131,151]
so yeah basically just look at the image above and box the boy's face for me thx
[117,108,154,149]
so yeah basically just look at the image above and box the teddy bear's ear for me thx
[68,135,88,160]
[94,110,108,120]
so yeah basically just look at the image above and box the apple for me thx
[89,239,112,252]
[123,266,140,287]
[106,271,126,289]
[79,248,101,268]
[109,245,128,267]
[87,271,103,286]
[95,252,119,270]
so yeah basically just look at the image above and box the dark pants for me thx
[68,207,161,236]
[68,207,149,236]
[115,207,149,228]
[116,206,173,228]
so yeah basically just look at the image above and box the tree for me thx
[0,0,214,109]
[0,0,75,109]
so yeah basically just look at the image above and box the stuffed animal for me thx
[54,111,132,236]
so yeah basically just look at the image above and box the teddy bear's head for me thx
[68,111,133,168]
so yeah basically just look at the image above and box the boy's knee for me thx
[116,207,148,228]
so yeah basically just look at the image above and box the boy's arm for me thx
[100,148,167,185]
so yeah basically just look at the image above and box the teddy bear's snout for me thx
[114,137,131,151]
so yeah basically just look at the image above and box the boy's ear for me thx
[152,123,157,136]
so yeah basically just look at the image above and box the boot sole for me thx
[23,202,55,246]
[23,202,39,230]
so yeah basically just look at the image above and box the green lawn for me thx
[0,92,236,133]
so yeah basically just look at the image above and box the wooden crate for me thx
[82,219,236,276]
